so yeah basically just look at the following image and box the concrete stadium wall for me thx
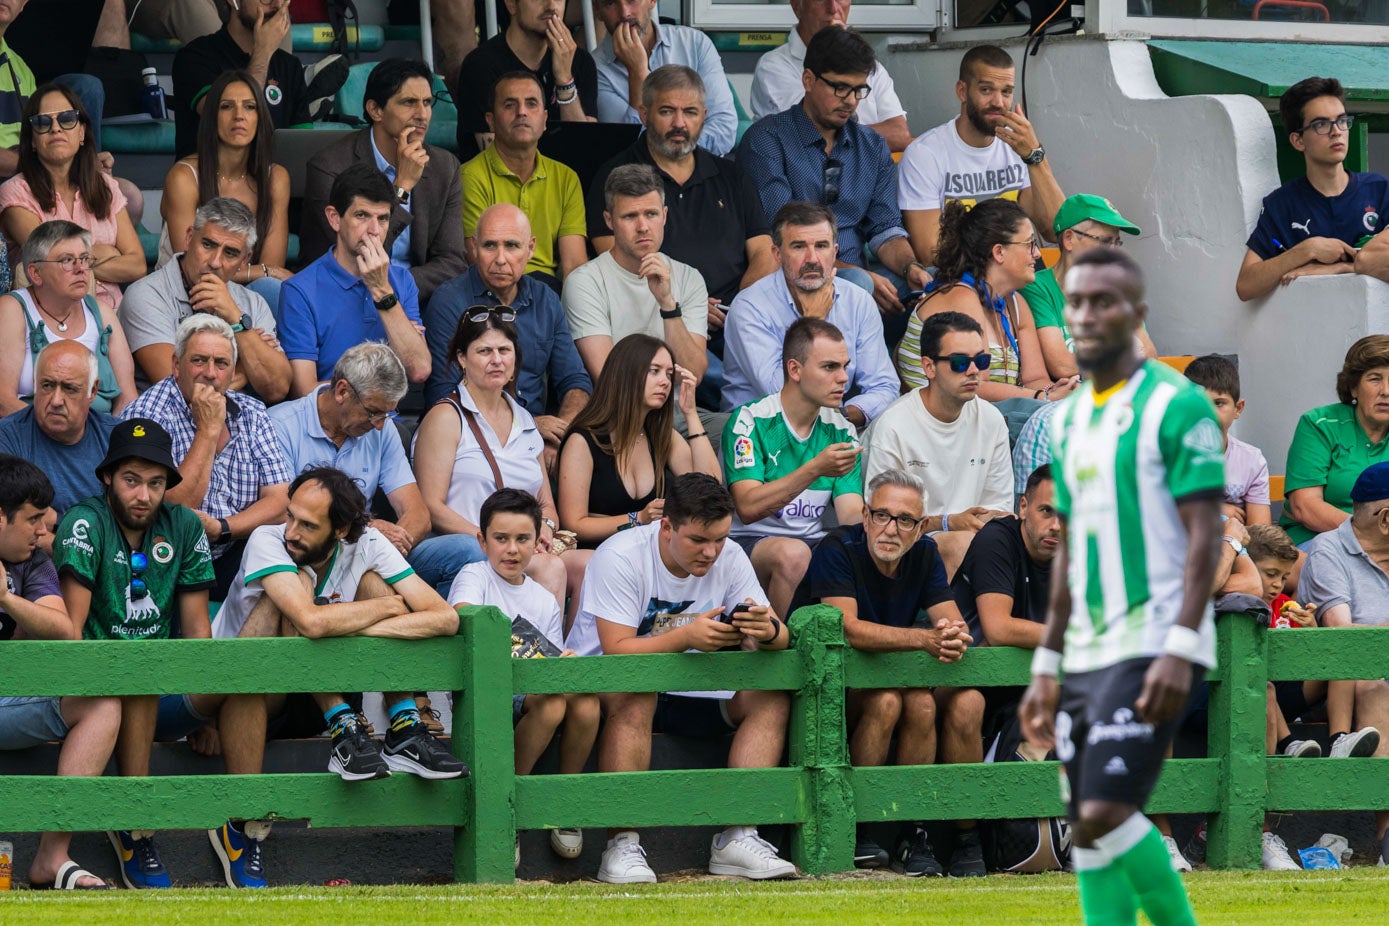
[882,32,1389,475]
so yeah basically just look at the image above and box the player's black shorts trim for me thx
[1056,656,1207,817]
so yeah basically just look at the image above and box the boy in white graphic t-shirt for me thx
[449,488,600,864]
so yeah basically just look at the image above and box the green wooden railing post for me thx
[787,605,853,874]
[454,605,517,882]
[1206,612,1267,869]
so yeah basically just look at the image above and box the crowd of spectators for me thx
[2,0,1389,889]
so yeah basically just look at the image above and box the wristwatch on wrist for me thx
[659,303,682,320]
[217,517,231,543]
[1023,145,1047,166]
[373,293,399,312]
[542,517,557,532]
[1223,536,1246,557]
[393,185,410,205]
[231,312,251,333]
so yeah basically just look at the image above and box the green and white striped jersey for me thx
[1049,361,1225,673]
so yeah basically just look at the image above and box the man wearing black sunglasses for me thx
[863,311,1013,577]
[1238,75,1389,301]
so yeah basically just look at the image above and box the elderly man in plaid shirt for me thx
[122,313,293,599]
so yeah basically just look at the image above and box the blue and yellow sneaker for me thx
[108,830,172,889]
[209,819,271,888]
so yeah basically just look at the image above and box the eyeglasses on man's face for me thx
[1299,114,1354,136]
[813,72,871,101]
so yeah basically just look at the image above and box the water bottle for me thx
[141,67,167,120]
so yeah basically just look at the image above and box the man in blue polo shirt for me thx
[280,163,433,399]
[1238,76,1389,301]
[268,342,430,558]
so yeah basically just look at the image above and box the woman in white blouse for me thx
[410,307,566,605]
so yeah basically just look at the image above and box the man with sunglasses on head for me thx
[268,342,429,558]
[121,197,290,400]
[737,27,928,332]
[789,467,984,877]
[864,311,1013,578]
[53,417,271,889]
[425,203,591,469]
[1238,76,1389,300]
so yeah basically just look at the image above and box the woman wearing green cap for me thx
[1020,193,1153,381]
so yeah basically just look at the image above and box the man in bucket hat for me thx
[52,418,270,890]
[1019,193,1153,381]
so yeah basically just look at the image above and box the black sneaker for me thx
[383,722,471,779]
[327,716,391,781]
[892,825,944,877]
[853,835,890,869]
[948,828,987,878]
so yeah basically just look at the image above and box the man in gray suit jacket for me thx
[300,59,466,305]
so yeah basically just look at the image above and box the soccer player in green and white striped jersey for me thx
[1020,248,1224,926]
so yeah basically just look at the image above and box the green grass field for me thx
[4,869,1389,925]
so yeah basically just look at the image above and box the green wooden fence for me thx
[3,605,1387,881]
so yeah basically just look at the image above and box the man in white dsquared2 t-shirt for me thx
[567,473,795,885]
[898,44,1065,265]
[217,467,465,785]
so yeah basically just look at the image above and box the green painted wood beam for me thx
[0,773,466,831]
[852,759,1221,821]
[513,650,805,694]
[1267,758,1389,810]
[1266,626,1389,680]
[514,769,806,830]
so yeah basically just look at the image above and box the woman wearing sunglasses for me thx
[0,219,139,417]
[895,198,1079,441]
[555,333,722,625]
[156,69,291,311]
[409,307,568,608]
[0,85,146,316]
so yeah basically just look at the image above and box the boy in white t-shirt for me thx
[448,488,600,863]
[567,473,796,885]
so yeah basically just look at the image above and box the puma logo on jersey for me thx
[767,450,782,467]
[1291,219,1311,235]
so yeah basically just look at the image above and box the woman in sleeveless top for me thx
[157,70,291,308]
[556,333,722,623]
[0,220,137,416]
[410,307,567,606]
[0,85,145,316]
[895,199,1079,438]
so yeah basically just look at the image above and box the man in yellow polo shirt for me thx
[461,71,588,288]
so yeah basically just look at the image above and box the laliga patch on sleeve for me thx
[733,436,755,469]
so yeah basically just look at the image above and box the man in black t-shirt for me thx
[952,463,1058,651]
[455,0,598,160]
[791,468,987,879]
[172,0,311,158]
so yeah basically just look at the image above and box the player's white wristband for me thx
[1031,647,1062,677]
[1163,625,1202,662]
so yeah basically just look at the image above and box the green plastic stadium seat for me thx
[336,64,459,155]
[130,33,182,54]
[104,120,176,156]
[729,77,754,145]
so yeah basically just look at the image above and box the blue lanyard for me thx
[959,272,1020,360]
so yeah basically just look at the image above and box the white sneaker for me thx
[1283,739,1322,758]
[551,828,584,859]
[1330,727,1381,758]
[597,831,656,884]
[1162,835,1192,872]
[1262,832,1301,871]
[708,826,797,880]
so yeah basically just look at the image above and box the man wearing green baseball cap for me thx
[1019,193,1153,380]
